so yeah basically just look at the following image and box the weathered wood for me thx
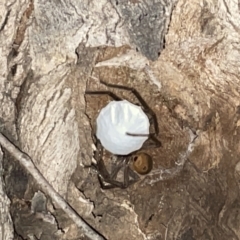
[1,0,240,239]
[0,133,104,240]
[0,149,13,240]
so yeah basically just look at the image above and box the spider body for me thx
[131,152,153,175]
[85,80,161,189]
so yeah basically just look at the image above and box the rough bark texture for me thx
[0,149,14,240]
[1,0,240,239]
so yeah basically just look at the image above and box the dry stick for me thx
[126,132,149,137]
[0,133,105,240]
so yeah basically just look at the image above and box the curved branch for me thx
[0,133,105,240]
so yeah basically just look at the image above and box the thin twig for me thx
[126,132,149,137]
[0,133,105,240]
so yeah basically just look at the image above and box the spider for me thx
[85,80,161,189]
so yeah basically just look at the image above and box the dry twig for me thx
[0,133,105,240]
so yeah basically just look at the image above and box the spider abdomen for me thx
[132,152,153,175]
[96,100,150,155]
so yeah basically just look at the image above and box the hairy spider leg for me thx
[123,162,140,188]
[99,80,159,135]
[92,140,124,189]
[141,134,161,149]
[93,140,139,189]
[92,139,109,179]
[125,132,161,149]
[97,161,139,189]
[85,90,122,101]
[110,157,140,188]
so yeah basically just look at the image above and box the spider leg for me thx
[92,138,114,183]
[109,156,126,180]
[126,132,161,149]
[108,158,140,189]
[108,157,136,189]
[141,134,162,149]
[94,157,126,189]
[100,80,159,136]
[93,140,136,189]
[97,156,140,189]
[123,165,140,188]
[85,90,122,101]
[98,175,126,189]
[110,157,139,188]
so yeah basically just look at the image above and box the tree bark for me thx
[1,0,240,239]
[0,149,14,240]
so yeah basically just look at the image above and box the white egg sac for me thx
[96,100,150,155]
